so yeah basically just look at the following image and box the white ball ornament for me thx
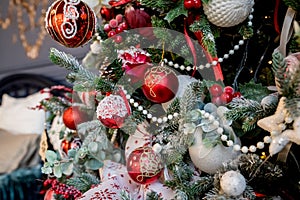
[203,0,254,27]
[220,170,246,196]
[189,128,240,174]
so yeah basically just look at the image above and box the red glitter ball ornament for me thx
[45,0,96,48]
[142,65,179,103]
[126,146,163,185]
[96,93,131,129]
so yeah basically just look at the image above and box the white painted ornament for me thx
[203,0,254,27]
[220,170,246,196]
[189,127,240,174]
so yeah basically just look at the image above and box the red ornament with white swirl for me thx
[45,0,96,48]
[96,94,131,129]
[126,146,163,185]
[142,65,179,103]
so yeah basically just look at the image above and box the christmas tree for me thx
[40,0,300,199]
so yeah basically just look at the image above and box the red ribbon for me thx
[185,15,224,81]
[184,18,198,77]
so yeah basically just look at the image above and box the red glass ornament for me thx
[45,0,96,48]
[223,86,234,95]
[142,65,179,103]
[127,146,163,185]
[108,30,116,37]
[220,92,233,104]
[209,84,223,97]
[62,106,89,130]
[96,94,131,129]
[184,0,194,9]
[100,6,114,21]
[115,26,123,34]
[233,91,242,98]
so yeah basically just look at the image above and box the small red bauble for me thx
[62,106,89,130]
[193,0,202,9]
[45,0,96,48]
[233,92,242,98]
[108,30,116,37]
[114,35,123,43]
[223,86,235,95]
[220,92,233,104]
[209,84,223,97]
[184,0,194,9]
[115,26,123,34]
[126,146,163,185]
[96,94,131,129]
[142,65,179,103]
[103,24,112,32]
[61,139,71,154]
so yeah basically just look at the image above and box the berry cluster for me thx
[44,179,82,199]
[184,0,202,10]
[104,14,128,43]
[209,84,241,106]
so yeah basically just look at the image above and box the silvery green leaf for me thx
[68,148,77,158]
[45,150,58,164]
[85,159,103,170]
[61,162,74,176]
[41,162,52,174]
[204,103,218,113]
[53,165,62,178]
[88,142,99,153]
[187,109,202,122]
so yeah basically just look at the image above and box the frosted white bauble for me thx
[203,0,254,27]
[189,128,240,174]
[220,170,246,196]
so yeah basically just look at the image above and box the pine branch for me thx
[146,191,163,200]
[189,17,217,57]
[50,48,96,81]
[140,0,176,10]
[67,173,100,193]
[180,81,206,120]
[282,0,300,10]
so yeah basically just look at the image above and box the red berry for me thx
[233,91,242,98]
[120,22,128,30]
[109,19,118,28]
[114,35,123,43]
[115,26,123,34]
[223,86,234,94]
[193,0,202,9]
[209,84,223,97]
[115,14,123,23]
[108,30,116,37]
[220,92,233,104]
[103,24,111,32]
[184,0,194,9]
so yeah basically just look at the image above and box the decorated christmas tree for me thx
[39,0,300,199]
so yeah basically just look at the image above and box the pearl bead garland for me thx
[197,109,272,154]
[163,8,254,72]
[123,89,179,124]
